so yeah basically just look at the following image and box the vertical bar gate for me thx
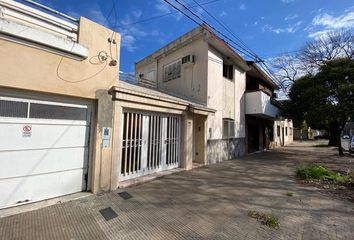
[120,111,180,181]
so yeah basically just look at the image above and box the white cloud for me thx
[132,10,143,19]
[307,7,354,38]
[284,14,298,21]
[118,11,163,52]
[87,4,107,26]
[313,12,354,29]
[155,1,182,21]
[254,21,258,25]
[262,21,302,34]
[219,10,228,17]
[239,3,247,11]
[281,0,295,3]
[121,34,137,52]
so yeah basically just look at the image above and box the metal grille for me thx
[166,116,180,166]
[0,100,28,118]
[29,103,87,121]
[120,111,180,181]
[147,115,162,170]
[121,112,143,175]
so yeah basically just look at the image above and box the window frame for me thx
[163,59,182,82]
[223,118,235,139]
[223,63,233,80]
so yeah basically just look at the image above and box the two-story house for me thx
[133,25,293,172]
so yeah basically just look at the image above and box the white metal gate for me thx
[120,111,180,181]
[0,94,91,208]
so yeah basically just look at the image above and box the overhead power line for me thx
[164,0,281,86]
[115,0,222,28]
[190,0,260,61]
[163,0,257,60]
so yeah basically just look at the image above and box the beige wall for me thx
[0,17,121,193]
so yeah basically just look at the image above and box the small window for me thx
[285,127,288,136]
[163,60,181,82]
[223,118,235,138]
[223,63,233,80]
[277,126,280,137]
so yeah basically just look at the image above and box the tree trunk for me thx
[337,121,347,156]
[337,133,344,156]
[328,121,339,146]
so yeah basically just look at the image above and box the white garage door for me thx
[0,94,92,209]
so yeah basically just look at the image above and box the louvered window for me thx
[163,60,181,82]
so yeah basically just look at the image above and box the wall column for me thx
[110,100,123,190]
[180,113,194,170]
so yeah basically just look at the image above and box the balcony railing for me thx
[245,90,279,119]
[0,0,78,40]
[119,72,158,89]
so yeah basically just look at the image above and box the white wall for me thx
[207,47,224,139]
[136,38,209,104]
[234,69,246,138]
[273,119,294,147]
[206,47,246,139]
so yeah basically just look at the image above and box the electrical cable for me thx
[163,0,256,60]
[173,0,258,59]
[115,0,222,28]
[189,0,260,61]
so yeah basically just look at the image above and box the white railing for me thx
[119,72,158,89]
[245,90,279,118]
[0,0,78,41]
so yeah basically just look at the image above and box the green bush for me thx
[248,211,280,229]
[296,165,349,184]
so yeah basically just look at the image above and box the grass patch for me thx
[286,192,294,197]
[296,165,350,184]
[312,144,329,148]
[248,211,280,229]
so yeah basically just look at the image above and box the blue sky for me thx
[37,0,354,73]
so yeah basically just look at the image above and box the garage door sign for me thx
[22,125,32,138]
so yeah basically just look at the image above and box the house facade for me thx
[135,26,293,162]
[0,0,121,208]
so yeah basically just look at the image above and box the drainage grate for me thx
[118,191,132,200]
[99,207,118,221]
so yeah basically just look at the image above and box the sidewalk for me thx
[1,141,353,240]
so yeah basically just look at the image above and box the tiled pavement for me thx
[1,141,353,240]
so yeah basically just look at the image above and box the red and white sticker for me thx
[22,125,32,138]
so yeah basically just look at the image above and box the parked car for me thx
[349,137,354,153]
[343,135,350,139]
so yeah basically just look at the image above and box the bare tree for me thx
[299,29,354,71]
[272,29,354,93]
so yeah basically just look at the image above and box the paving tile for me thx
[0,141,353,240]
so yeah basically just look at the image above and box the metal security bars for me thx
[120,111,181,181]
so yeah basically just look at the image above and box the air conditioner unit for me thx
[182,54,195,65]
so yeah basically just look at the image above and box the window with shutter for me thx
[163,60,182,82]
